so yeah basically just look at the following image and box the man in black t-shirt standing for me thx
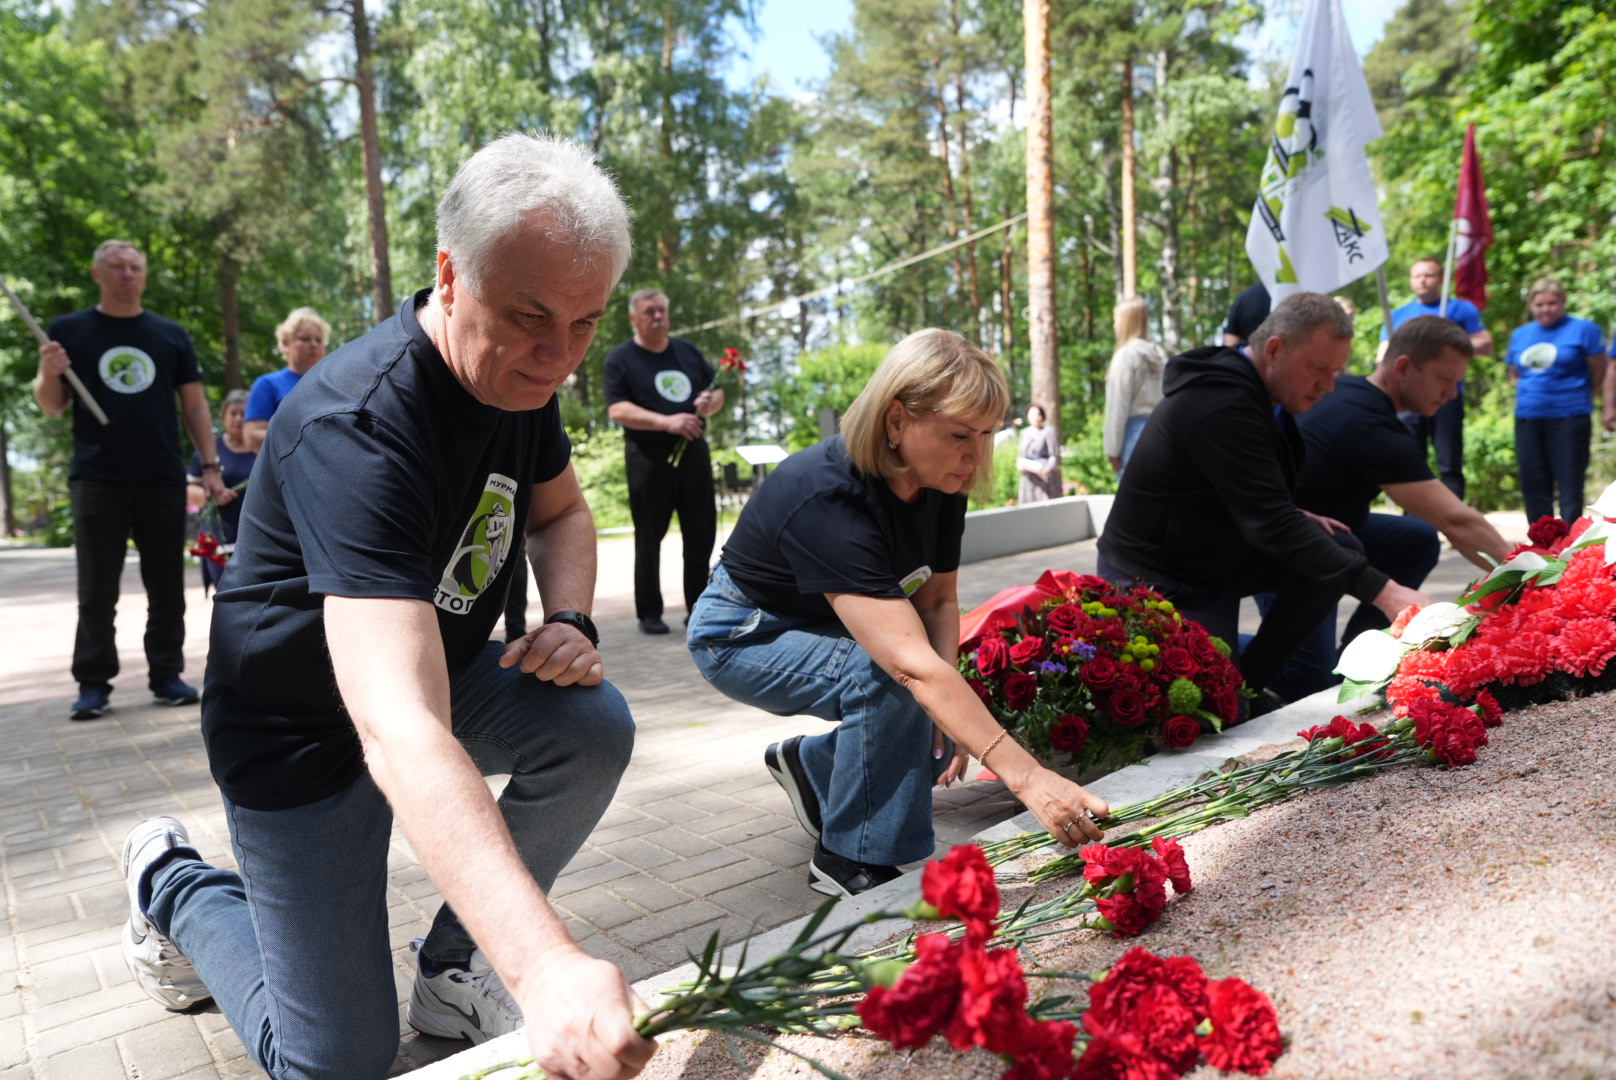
[116,136,655,1080]
[604,289,723,634]
[33,240,230,720]
[1270,315,1511,696]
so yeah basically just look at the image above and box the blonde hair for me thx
[276,307,332,351]
[1113,297,1148,346]
[1527,278,1566,304]
[841,329,1009,500]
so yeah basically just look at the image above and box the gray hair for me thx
[221,389,250,417]
[93,240,145,267]
[1249,292,1354,352]
[435,133,633,296]
[628,288,666,315]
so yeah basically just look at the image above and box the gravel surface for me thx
[626,695,1616,1080]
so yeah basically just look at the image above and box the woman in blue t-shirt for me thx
[1505,278,1609,523]
[686,329,1108,898]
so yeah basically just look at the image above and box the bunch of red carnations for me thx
[959,577,1243,769]
[187,530,228,569]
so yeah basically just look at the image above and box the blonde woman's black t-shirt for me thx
[202,289,571,811]
[719,435,966,624]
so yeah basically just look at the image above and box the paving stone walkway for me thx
[0,520,1503,1080]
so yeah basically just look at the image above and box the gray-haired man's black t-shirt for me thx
[202,289,571,811]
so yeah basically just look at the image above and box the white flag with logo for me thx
[1245,0,1387,302]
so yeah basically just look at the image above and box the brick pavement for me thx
[0,520,1511,1079]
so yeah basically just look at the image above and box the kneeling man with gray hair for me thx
[118,135,656,1080]
[1097,292,1429,712]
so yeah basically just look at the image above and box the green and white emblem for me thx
[654,370,693,403]
[435,473,519,615]
[1518,343,1557,373]
[899,566,933,597]
[98,346,156,394]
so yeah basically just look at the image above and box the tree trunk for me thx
[1153,48,1182,353]
[352,0,393,321]
[220,251,243,391]
[950,0,983,342]
[1102,151,1124,305]
[1120,57,1138,300]
[1000,209,1016,357]
[1024,0,1059,484]
[0,421,14,539]
[657,5,678,277]
[931,74,968,324]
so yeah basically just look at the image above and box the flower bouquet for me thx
[958,573,1244,769]
[1336,483,1616,718]
[669,346,747,467]
[188,496,233,569]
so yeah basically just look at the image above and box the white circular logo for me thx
[654,370,693,403]
[1519,343,1558,373]
[98,347,156,394]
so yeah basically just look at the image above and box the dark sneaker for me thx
[406,939,522,1043]
[638,617,670,635]
[808,840,903,898]
[70,685,111,721]
[764,736,822,840]
[150,676,200,707]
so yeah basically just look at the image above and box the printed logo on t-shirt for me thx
[654,370,693,403]
[98,346,156,394]
[899,566,933,597]
[1519,343,1558,373]
[435,473,519,615]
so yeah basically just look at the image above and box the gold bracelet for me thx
[978,729,1011,765]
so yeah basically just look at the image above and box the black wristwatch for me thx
[544,610,600,646]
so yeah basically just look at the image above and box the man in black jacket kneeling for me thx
[1097,292,1429,711]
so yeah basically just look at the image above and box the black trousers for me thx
[1400,392,1465,500]
[1097,530,1363,699]
[625,439,717,620]
[70,479,187,690]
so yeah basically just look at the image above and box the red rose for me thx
[1200,977,1284,1075]
[1150,836,1193,894]
[1003,673,1038,710]
[1049,715,1089,755]
[944,946,1029,1054]
[966,679,992,706]
[1158,646,1196,679]
[1160,714,1200,748]
[1074,1015,1180,1080]
[1045,603,1084,634]
[1001,1017,1078,1080]
[975,636,1012,679]
[1108,687,1148,727]
[856,933,962,1049]
[1528,514,1570,549]
[920,844,1000,944]
[1184,630,1222,666]
[1210,687,1240,724]
[1010,636,1047,667]
[1073,574,1112,594]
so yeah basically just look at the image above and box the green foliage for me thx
[775,342,888,452]
[568,426,632,530]
[1461,375,1522,513]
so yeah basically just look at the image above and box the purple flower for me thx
[1070,641,1098,661]
[1038,660,1069,677]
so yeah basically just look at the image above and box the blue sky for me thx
[735,0,1402,94]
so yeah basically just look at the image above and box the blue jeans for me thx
[1516,413,1591,524]
[686,563,946,866]
[1119,415,1149,475]
[1259,513,1441,700]
[145,642,635,1080]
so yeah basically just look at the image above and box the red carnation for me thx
[1409,696,1488,767]
[1046,603,1084,634]
[976,636,1012,679]
[944,945,1029,1054]
[921,844,1000,944]
[1160,955,1211,1019]
[856,933,962,1049]
[1527,514,1570,549]
[1001,1017,1078,1080]
[1003,673,1038,710]
[1474,689,1502,727]
[1158,647,1197,679]
[1200,977,1284,1075]
[1160,714,1200,748]
[1082,845,1168,937]
[1050,715,1089,755]
[1108,687,1148,727]
[1150,836,1192,894]
[1089,948,1204,1024]
[1010,636,1048,667]
[1119,982,1201,1073]
[1074,1015,1180,1080]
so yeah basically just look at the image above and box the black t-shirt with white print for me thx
[719,435,966,625]
[202,288,571,811]
[603,337,713,457]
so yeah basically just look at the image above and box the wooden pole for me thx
[0,276,110,425]
[1024,0,1059,491]
[1120,57,1138,298]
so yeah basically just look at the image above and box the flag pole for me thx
[1438,217,1458,319]
[0,276,110,426]
[1375,266,1394,331]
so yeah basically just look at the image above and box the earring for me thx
[888,439,899,450]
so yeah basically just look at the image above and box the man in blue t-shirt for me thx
[33,240,231,720]
[1377,257,1494,499]
[113,137,656,1080]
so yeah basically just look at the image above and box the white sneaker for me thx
[406,939,523,1043]
[120,817,211,1010]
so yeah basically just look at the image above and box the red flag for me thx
[1452,123,1494,309]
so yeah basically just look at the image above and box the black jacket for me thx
[1097,346,1389,604]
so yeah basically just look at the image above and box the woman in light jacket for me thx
[1103,297,1167,475]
